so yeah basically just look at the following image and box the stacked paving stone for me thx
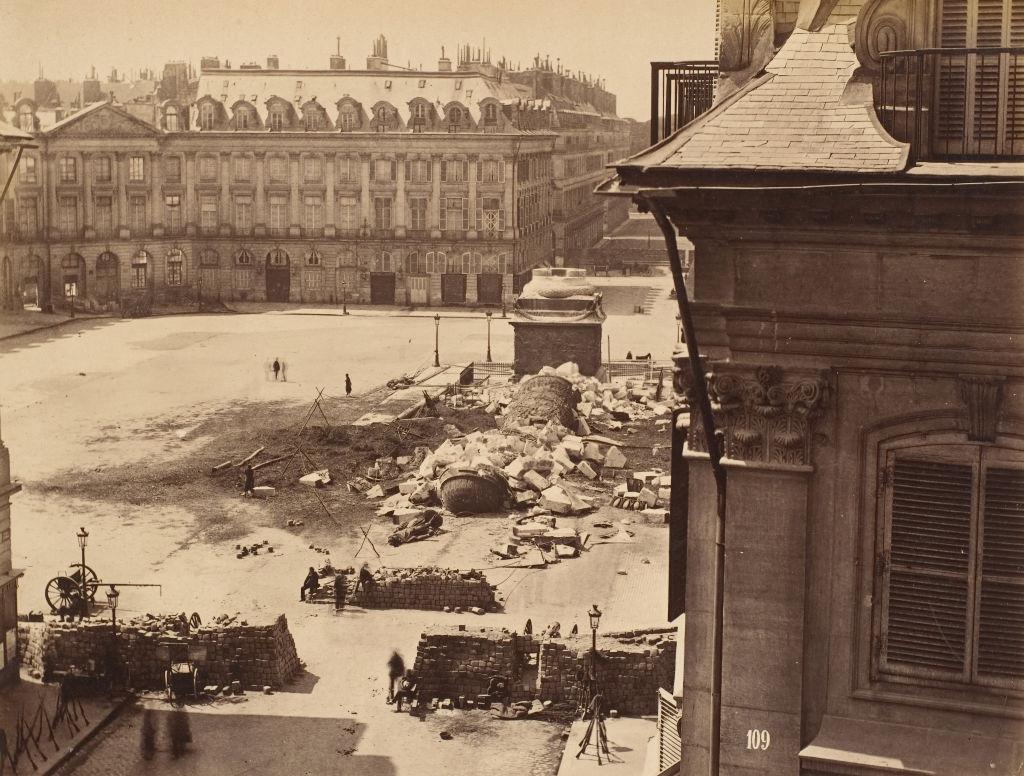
[347,567,497,612]
[15,614,301,691]
[413,627,539,704]
[413,626,675,716]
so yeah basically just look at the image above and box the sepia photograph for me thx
[0,0,1021,774]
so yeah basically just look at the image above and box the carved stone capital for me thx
[958,375,1005,443]
[675,358,830,466]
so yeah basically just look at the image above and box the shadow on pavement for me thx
[0,317,120,353]
[57,705,395,776]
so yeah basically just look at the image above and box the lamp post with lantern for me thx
[106,585,119,635]
[76,527,89,620]
[341,281,349,315]
[485,311,493,363]
[433,314,441,367]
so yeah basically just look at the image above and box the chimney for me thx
[438,45,452,72]
[367,34,388,70]
[330,55,346,70]
[200,56,221,71]
[267,55,279,70]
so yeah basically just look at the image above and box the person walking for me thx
[387,651,405,703]
[272,358,281,381]
[345,373,352,396]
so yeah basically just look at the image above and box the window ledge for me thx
[800,714,1020,776]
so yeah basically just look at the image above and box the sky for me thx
[0,0,716,120]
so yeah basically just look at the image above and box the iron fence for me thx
[650,61,718,146]
[877,47,1024,161]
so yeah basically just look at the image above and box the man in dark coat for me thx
[242,464,255,497]
[300,567,320,601]
[345,373,352,396]
[272,359,281,380]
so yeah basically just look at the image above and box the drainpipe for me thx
[644,194,727,776]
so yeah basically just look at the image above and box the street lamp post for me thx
[588,603,602,659]
[433,314,441,367]
[485,311,493,363]
[76,527,89,620]
[106,585,119,635]
[676,314,682,342]
[341,281,349,315]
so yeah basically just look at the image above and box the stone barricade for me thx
[16,614,301,691]
[413,626,675,716]
[342,567,497,612]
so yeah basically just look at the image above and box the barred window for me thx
[129,155,145,182]
[166,249,185,286]
[58,157,77,183]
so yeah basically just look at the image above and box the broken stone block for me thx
[555,544,578,559]
[540,486,573,515]
[640,487,660,507]
[299,469,331,487]
[399,479,419,495]
[577,417,591,436]
[251,486,275,498]
[582,442,604,462]
[505,456,532,480]
[577,402,593,418]
[365,485,385,499]
[523,470,551,492]
[604,446,628,469]
[642,508,670,523]
[577,460,599,480]
[658,487,672,501]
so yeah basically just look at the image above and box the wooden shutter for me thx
[439,198,447,231]
[440,161,448,183]
[390,161,397,181]
[462,161,469,182]
[405,160,411,181]
[369,159,376,181]
[882,454,975,677]
[977,465,1024,681]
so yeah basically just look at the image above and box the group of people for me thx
[268,357,353,398]
[300,562,376,603]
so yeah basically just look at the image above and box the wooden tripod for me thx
[576,693,611,764]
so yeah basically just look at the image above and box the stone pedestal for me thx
[510,267,606,377]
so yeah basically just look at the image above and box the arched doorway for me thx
[265,248,290,302]
[61,253,85,301]
[95,251,120,304]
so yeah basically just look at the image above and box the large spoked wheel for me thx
[70,564,100,602]
[45,576,81,613]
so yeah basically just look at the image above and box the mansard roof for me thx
[191,68,531,130]
[620,22,908,177]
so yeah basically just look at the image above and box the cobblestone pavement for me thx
[55,704,567,776]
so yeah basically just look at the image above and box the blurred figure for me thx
[140,709,156,760]
[272,358,281,381]
[387,651,406,702]
[300,567,320,601]
[168,709,192,758]
[345,373,352,396]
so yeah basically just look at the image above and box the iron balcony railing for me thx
[650,61,718,146]
[877,47,1024,161]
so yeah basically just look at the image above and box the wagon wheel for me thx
[45,576,81,613]
[69,563,100,601]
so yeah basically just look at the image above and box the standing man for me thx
[242,464,255,497]
[345,373,352,396]
[272,358,281,381]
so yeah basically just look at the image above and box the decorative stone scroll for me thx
[958,375,1005,443]
[675,360,830,467]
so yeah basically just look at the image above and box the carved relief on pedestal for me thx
[718,0,775,73]
[675,360,830,466]
[856,0,919,73]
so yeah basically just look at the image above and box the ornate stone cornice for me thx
[675,359,830,467]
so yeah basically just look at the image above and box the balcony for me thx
[876,47,1024,161]
[650,61,718,145]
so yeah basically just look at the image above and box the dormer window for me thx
[376,106,389,132]
[305,111,322,131]
[269,109,285,131]
[199,103,216,130]
[17,104,34,130]
[236,107,251,129]
[448,106,463,133]
[484,103,498,125]
[164,106,179,131]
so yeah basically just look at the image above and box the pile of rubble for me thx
[344,362,677,548]
[306,566,497,613]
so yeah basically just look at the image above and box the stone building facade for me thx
[0,41,632,309]
[608,0,1024,774]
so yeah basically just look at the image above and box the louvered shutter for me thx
[882,454,974,678]
[476,161,482,182]
[405,160,411,181]
[439,198,447,231]
[462,161,469,182]
[369,159,376,182]
[426,161,432,181]
[441,161,448,183]
[977,465,1024,681]
[390,160,397,181]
